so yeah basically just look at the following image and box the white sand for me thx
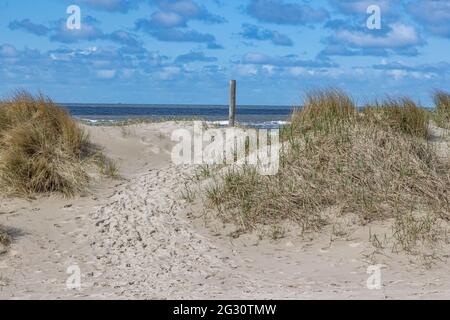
[0,122,449,299]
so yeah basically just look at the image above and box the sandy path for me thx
[1,122,449,299]
[91,164,237,298]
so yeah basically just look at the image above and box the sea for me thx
[61,103,294,129]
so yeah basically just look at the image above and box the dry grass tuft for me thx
[291,89,356,134]
[0,227,11,247]
[91,153,120,179]
[363,97,430,139]
[0,91,107,196]
[434,90,450,127]
[206,90,450,244]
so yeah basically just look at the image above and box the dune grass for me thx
[434,90,450,127]
[0,91,113,196]
[92,153,119,178]
[205,90,450,253]
[363,97,430,139]
[290,89,357,134]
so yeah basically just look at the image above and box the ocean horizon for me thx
[61,103,294,128]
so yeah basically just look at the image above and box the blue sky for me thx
[0,0,449,106]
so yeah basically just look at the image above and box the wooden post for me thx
[229,80,236,127]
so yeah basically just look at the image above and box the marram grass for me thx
[205,90,450,253]
[0,91,115,196]
[434,90,450,127]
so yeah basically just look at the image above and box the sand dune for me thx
[1,122,449,299]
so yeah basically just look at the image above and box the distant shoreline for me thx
[77,117,290,129]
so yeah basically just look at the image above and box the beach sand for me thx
[0,121,449,299]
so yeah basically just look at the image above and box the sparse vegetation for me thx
[0,91,117,196]
[92,153,120,179]
[181,184,196,203]
[392,213,447,255]
[205,89,450,254]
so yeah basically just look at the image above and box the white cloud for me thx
[335,23,422,48]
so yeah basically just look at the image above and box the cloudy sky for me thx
[0,0,449,106]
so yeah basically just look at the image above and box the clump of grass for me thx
[291,89,356,134]
[269,225,286,240]
[434,90,450,127]
[363,98,430,139]
[194,165,214,181]
[99,159,119,178]
[0,228,11,247]
[91,153,119,179]
[0,92,90,196]
[0,91,115,196]
[195,164,228,182]
[206,90,450,241]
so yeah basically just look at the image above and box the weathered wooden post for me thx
[229,80,236,127]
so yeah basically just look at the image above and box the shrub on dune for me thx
[0,92,90,196]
